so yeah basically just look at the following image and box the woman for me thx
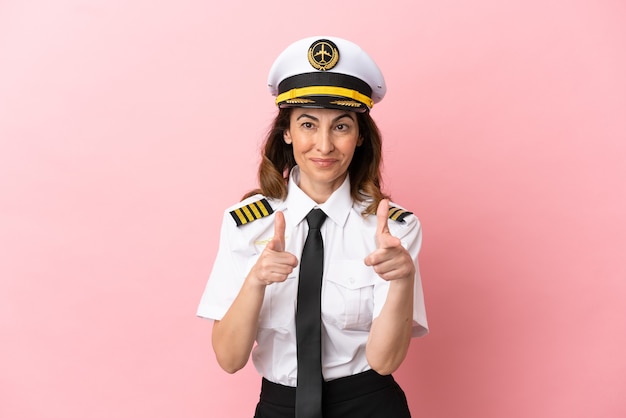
[197,36,428,418]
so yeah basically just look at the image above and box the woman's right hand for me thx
[212,211,298,373]
[248,211,298,287]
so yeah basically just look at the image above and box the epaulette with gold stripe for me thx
[230,198,274,227]
[388,206,413,223]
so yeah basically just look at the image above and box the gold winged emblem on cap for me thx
[308,40,339,71]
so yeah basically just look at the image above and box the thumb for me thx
[267,211,286,252]
[376,199,391,239]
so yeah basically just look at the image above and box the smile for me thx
[310,158,338,168]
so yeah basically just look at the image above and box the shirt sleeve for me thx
[196,210,249,321]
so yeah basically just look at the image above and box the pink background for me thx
[1,1,625,417]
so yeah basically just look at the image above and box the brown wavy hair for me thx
[243,108,389,215]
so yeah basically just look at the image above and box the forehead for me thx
[290,107,357,120]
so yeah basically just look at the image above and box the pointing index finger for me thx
[376,198,390,237]
[268,211,286,252]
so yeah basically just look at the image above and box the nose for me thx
[316,129,334,154]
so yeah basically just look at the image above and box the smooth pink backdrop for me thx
[1,1,625,417]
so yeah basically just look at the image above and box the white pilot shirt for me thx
[197,166,428,387]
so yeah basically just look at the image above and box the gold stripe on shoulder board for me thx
[388,206,413,223]
[230,198,274,226]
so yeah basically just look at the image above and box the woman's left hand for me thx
[364,199,416,282]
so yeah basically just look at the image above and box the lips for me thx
[310,158,338,168]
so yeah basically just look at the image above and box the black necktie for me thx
[295,209,327,418]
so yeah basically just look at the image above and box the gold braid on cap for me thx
[285,98,315,104]
[276,86,373,108]
[329,100,362,108]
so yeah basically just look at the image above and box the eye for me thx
[335,122,353,132]
[301,122,314,129]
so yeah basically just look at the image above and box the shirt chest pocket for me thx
[258,278,297,330]
[322,260,378,331]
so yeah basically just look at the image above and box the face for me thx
[283,107,362,203]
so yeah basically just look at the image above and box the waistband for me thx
[260,369,397,407]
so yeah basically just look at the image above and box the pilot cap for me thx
[267,36,386,113]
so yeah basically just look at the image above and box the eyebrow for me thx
[296,113,356,123]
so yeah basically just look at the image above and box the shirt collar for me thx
[285,166,352,228]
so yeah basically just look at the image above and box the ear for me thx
[283,129,292,144]
[357,136,364,146]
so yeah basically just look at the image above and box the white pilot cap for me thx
[267,36,386,112]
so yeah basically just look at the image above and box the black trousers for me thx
[253,369,411,418]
